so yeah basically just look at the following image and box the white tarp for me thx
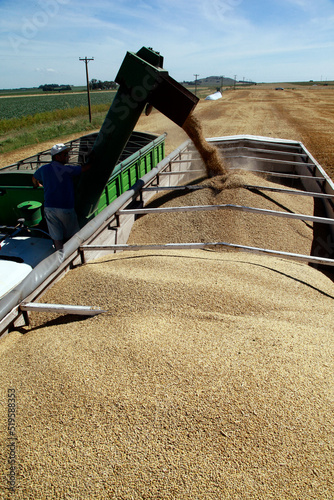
[0,260,32,299]
[205,91,222,101]
[0,236,53,298]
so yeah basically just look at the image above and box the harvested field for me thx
[0,87,334,499]
[137,87,334,180]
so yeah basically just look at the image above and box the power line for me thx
[221,75,224,92]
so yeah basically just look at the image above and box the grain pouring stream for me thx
[182,112,227,177]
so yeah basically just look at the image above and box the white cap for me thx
[50,143,70,156]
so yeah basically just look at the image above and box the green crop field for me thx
[0,91,116,120]
[0,90,119,156]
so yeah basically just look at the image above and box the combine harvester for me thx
[1,47,334,334]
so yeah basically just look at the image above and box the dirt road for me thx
[1,87,333,178]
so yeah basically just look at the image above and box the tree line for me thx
[89,79,118,90]
[39,84,72,92]
[39,80,119,92]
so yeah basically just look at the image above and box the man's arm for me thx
[80,151,95,173]
[81,162,92,173]
[32,175,42,188]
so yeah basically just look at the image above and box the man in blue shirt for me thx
[33,143,91,250]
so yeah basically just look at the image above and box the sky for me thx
[0,0,333,89]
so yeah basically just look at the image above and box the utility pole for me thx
[234,75,237,90]
[79,57,94,122]
[194,74,199,96]
[221,75,224,92]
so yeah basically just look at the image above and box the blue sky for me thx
[0,0,333,89]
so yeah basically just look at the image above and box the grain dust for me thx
[182,113,227,177]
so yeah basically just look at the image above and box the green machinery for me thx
[75,46,199,221]
[0,47,199,229]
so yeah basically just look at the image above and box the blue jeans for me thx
[44,207,80,241]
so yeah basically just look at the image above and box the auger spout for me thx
[75,47,199,222]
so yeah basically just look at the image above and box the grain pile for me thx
[128,170,314,256]
[0,250,333,499]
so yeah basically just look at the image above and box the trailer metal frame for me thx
[1,135,333,336]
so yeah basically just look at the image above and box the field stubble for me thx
[137,87,334,180]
